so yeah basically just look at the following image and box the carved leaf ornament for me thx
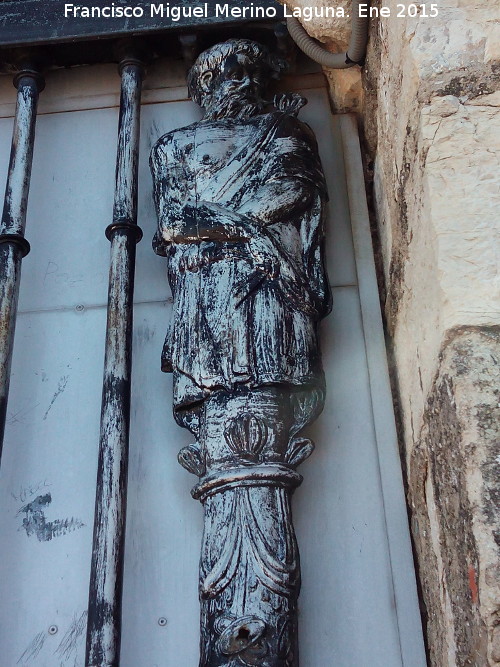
[224,414,270,463]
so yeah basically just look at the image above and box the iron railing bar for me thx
[0,62,44,461]
[85,42,146,667]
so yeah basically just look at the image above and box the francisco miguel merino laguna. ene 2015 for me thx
[63,2,348,20]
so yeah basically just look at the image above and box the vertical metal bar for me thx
[85,45,144,667]
[0,64,44,460]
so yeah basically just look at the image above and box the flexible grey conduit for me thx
[286,0,370,69]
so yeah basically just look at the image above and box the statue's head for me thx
[187,39,284,120]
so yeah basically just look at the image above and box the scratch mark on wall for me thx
[149,120,161,148]
[43,375,69,420]
[43,260,59,283]
[54,610,87,661]
[11,479,51,503]
[6,402,40,425]
[17,492,84,542]
[17,631,46,664]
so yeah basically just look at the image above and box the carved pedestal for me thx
[178,387,323,666]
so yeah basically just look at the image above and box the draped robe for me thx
[150,109,331,432]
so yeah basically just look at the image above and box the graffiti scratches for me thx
[54,610,87,661]
[17,631,46,664]
[10,479,51,503]
[6,402,40,426]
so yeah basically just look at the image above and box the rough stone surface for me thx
[283,1,500,664]
[367,6,500,663]
[280,0,362,111]
[367,6,500,661]
[361,3,500,440]
[378,93,500,451]
[410,328,500,666]
[324,66,364,112]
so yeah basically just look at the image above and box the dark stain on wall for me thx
[17,492,84,542]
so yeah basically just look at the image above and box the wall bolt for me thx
[75,304,85,312]
[48,625,58,635]
[158,617,167,627]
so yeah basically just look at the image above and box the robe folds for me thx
[150,109,331,426]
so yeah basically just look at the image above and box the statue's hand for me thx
[248,236,280,280]
[273,92,307,116]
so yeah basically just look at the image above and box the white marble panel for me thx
[0,307,104,666]
[0,75,422,667]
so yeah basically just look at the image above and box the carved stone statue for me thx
[151,39,331,667]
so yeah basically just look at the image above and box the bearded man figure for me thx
[151,39,331,667]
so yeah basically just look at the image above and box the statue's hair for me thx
[187,39,284,105]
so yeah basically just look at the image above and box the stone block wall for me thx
[282,1,500,664]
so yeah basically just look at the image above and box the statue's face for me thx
[201,51,267,119]
[217,52,266,105]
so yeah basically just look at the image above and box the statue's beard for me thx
[203,92,264,121]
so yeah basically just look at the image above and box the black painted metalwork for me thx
[0,63,44,461]
[0,233,31,257]
[0,0,285,49]
[85,43,145,667]
[105,221,144,242]
[151,39,331,666]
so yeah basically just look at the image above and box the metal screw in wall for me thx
[48,625,58,635]
[158,617,167,627]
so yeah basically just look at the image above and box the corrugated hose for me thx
[286,1,370,68]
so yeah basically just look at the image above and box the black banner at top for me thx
[0,0,286,47]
